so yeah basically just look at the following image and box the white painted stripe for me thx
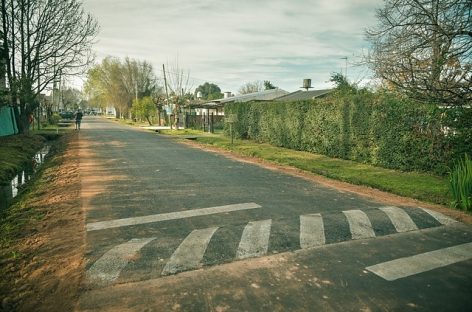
[236,219,272,259]
[421,208,458,226]
[86,202,261,231]
[366,242,472,281]
[162,227,218,275]
[379,206,418,232]
[343,210,376,240]
[87,237,155,286]
[300,214,325,248]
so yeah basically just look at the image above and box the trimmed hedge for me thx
[224,90,471,175]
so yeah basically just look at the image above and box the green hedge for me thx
[224,90,471,174]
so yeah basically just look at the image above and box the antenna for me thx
[339,57,348,78]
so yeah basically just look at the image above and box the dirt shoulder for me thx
[180,139,472,224]
[0,132,85,312]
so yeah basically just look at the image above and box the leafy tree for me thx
[195,82,222,100]
[330,73,351,90]
[238,80,264,94]
[366,0,472,106]
[61,88,82,111]
[84,57,159,118]
[132,96,156,125]
[264,80,277,90]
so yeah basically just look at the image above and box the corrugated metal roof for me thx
[274,89,333,101]
[203,88,289,107]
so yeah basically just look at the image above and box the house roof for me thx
[274,89,333,101]
[202,88,289,107]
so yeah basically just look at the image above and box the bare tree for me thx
[1,0,98,132]
[165,58,193,98]
[163,58,193,128]
[365,0,471,106]
[238,80,264,95]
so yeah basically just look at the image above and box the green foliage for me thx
[449,154,472,211]
[195,82,222,100]
[132,96,156,125]
[329,72,350,89]
[225,90,471,175]
[0,135,46,184]
[48,113,61,125]
[264,80,276,90]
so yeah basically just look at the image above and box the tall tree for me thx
[84,57,159,118]
[195,82,222,100]
[61,87,82,111]
[1,0,98,132]
[164,58,192,129]
[366,0,472,106]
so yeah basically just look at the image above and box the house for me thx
[193,88,289,116]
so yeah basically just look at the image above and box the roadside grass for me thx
[160,129,208,136]
[0,134,46,184]
[173,134,450,206]
[0,134,66,250]
[0,132,67,246]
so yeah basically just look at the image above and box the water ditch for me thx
[0,144,51,211]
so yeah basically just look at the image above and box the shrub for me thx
[224,90,470,174]
[449,154,472,211]
[49,113,61,125]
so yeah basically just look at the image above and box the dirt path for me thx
[1,133,86,312]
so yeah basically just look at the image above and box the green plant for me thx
[224,90,472,175]
[449,154,472,211]
[49,113,61,125]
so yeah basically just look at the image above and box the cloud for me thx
[82,0,383,92]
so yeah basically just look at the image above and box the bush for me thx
[449,154,472,211]
[224,90,470,174]
[49,113,61,125]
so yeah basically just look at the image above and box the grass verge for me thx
[168,133,450,206]
[0,134,46,185]
[0,131,83,311]
[160,128,210,136]
[0,132,64,248]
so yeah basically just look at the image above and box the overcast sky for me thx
[81,0,383,94]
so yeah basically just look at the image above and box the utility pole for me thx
[162,64,171,129]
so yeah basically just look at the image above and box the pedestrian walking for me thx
[75,109,84,130]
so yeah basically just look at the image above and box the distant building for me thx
[193,88,289,115]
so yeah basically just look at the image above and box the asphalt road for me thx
[77,117,472,311]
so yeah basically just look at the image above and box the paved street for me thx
[77,117,472,311]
